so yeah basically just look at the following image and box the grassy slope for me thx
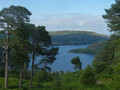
[49,30,109,45]
[0,71,107,90]
[69,41,107,54]
[0,77,42,89]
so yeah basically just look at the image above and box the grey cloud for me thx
[30,14,110,35]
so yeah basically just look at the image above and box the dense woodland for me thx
[0,0,120,90]
[50,31,108,45]
[69,40,107,54]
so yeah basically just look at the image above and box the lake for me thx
[30,45,94,72]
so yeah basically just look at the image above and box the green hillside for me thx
[49,30,109,45]
[69,40,106,54]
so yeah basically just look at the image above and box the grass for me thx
[0,77,42,89]
[0,71,107,90]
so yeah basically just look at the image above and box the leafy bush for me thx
[0,77,42,89]
[93,62,107,74]
[33,71,52,83]
[80,65,96,85]
[105,63,120,90]
[53,72,61,87]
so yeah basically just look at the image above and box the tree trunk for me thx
[5,25,10,88]
[30,52,35,88]
[5,46,8,88]
[19,60,23,88]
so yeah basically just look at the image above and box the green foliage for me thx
[0,64,5,73]
[0,5,59,88]
[0,46,5,68]
[50,31,108,45]
[113,44,120,64]
[30,25,58,87]
[93,62,107,74]
[0,68,5,77]
[92,1,120,89]
[9,24,33,68]
[52,71,61,87]
[23,64,30,80]
[71,56,82,70]
[93,35,120,66]
[0,5,31,28]
[105,62,120,90]
[33,71,52,83]
[50,71,106,90]
[0,71,107,89]
[59,71,64,76]
[80,65,95,85]
[61,71,81,87]
[0,77,43,89]
[93,35,120,83]
[0,5,32,88]
[30,25,58,68]
[103,0,120,32]
[9,70,19,79]
[104,65,113,74]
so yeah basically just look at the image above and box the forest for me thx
[69,40,107,54]
[50,31,108,45]
[0,0,120,90]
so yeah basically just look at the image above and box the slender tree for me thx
[0,7,15,88]
[30,26,59,88]
[10,23,32,88]
[0,5,31,88]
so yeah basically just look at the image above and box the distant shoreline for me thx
[69,41,107,55]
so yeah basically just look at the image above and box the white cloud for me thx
[30,14,110,35]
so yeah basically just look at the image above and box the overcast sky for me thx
[0,0,115,35]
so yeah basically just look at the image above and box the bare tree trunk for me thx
[30,52,35,88]
[5,25,10,88]
[19,60,23,88]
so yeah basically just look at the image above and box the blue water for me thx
[30,45,94,72]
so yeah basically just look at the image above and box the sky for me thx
[0,0,116,35]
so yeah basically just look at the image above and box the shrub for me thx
[52,71,61,87]
[33,71,52,83]
[105,62,120,90]
[80,65,96,85]
[93,62,107,74]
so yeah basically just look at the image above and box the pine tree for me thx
[30,26,59,88]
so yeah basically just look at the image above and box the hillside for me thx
[49,30,109,45]
[69,40,106,54]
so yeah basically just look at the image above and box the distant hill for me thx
[49,30,109,45]
[69,40,107,54]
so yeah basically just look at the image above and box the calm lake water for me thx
[30,45,94,72]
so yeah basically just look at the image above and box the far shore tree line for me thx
[0,5,59,88]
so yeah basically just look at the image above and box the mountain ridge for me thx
[49,30,108,37]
